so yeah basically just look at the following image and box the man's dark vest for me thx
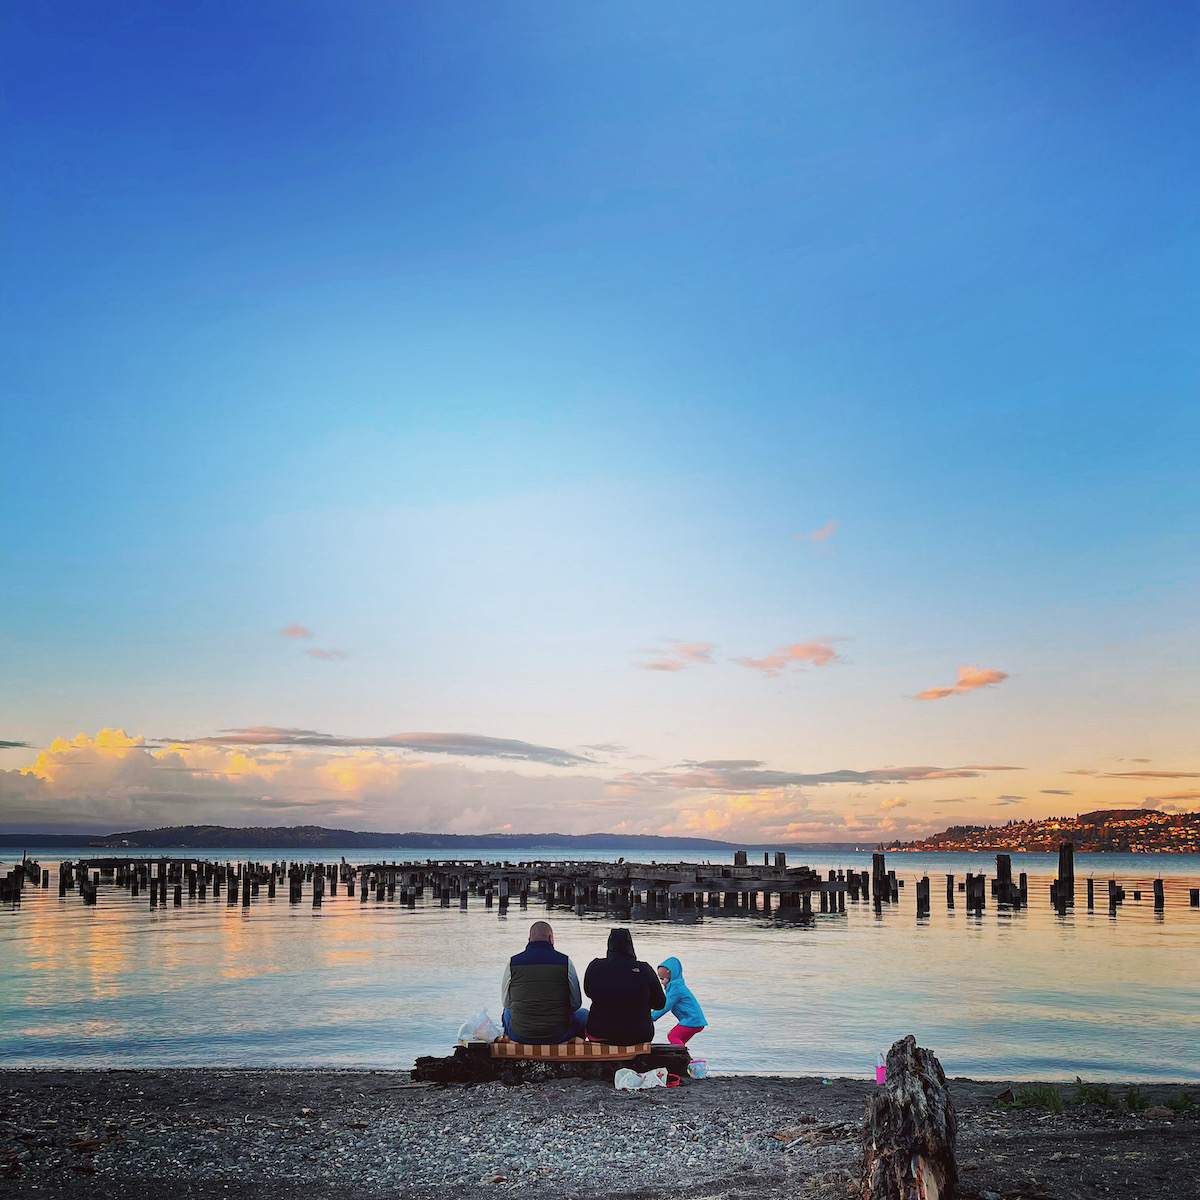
[508,940,571,1039]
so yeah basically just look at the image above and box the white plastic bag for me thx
[614,1066,669,1090]
[457,1007,501,1043]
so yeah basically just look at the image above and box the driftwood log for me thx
[860,1035,957,1200]
[412,1042,692,1086]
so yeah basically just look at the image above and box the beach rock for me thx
[1145,1105,1174,1119]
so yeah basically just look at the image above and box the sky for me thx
[2,2,1197,841]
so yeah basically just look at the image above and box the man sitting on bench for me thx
[500,920,588,1043]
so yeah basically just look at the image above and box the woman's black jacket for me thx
[583,954,667,1044]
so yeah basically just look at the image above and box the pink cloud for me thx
[735,638,844,677]
[795,519,840,543]
[280,624,314,639]
[913,665,1008,701]
[635,639,715,672]
[305,648,346,661]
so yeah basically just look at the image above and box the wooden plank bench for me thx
[488,1037,651,1062]
[415,1040,688,1082]
[487,1036,652,1065]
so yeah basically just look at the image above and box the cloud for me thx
[0,740,31,749]
[932,798,966,804]
[625,761,1021,793]
[1065,769,1099,776]
[1102,770,1200,779]
[795,519,839,543]
[993,796,1024,806]
[305,648,346,660]
[735,638,845,677]
[912,665,1009,701]
[280,624,314,639]
[913,665,1009,701]
[635,639,715,672]
[1,729,651,836]
[1144,790,1200,801]
[0,728,1029,844]
[879,796,907,810]
[168,727,596,767]
[1040,789,1073,796]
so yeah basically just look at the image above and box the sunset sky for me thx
[2,3,1197,840]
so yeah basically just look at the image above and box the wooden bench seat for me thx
[488,1037,651,1061]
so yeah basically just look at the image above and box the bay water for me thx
[3,848,1198,1081]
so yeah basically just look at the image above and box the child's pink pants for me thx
[667,1024,705,1046]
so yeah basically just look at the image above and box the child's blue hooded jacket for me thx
[651,956,706,1026]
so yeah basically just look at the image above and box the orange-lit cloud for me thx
[912,665,1008,701]
[635,639,715,672]
[795,519,839,543]
[1040,788,1073,795]
[1103,770,1200,779]
[305,647,346,660]
[280,624,314,638]
[735,638,844,677]
[879,796,907,810]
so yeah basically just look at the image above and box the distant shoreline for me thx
[0,824,864,852]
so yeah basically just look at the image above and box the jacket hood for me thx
[606,927,636,958]
[658,956,684,982]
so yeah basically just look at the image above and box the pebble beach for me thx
[3,1068,1197,1200]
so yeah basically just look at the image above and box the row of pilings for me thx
[4,844,1198,917]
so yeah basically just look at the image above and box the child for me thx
[651,956,707,1046]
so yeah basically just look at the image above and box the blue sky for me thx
[2,2,1197,837]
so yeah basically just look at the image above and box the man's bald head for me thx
[528,920,554,944]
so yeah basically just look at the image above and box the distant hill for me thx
[892,809,1200,854]
[0,823,864,853]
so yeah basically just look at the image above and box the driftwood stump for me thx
[860,1035,957,1200]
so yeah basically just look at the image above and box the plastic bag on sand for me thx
[457,1008,502,1043]
[615,1067,669,1090]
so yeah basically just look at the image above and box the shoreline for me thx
[3,1068,1196,1199]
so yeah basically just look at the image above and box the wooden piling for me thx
[1153,878,1164,911]
[872,853,887,904]
[945,874,954,909]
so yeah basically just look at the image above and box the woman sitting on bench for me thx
[583,928,666,1044]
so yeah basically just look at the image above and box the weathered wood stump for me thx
[860,1034,956,1200]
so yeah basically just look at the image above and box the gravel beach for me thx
[2,1069,1197,1200]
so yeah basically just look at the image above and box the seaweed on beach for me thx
[1073,1078,1117,1108]
[998,1084,1064,1112]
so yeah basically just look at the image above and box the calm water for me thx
[2,847,1198,1081]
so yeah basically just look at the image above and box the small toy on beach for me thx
[687,1058,708,1079]
[876,1051,887,1085]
